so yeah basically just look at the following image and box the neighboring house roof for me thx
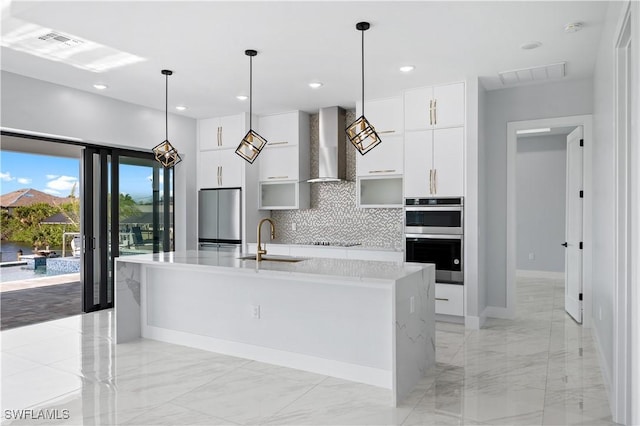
[0,188,74,209]
[40,211,80,225]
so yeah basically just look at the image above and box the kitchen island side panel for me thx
[115,261,142,343]
[393,266,435,405]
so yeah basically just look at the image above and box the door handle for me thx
[433,99,437,125]
[561,242,568,247]
[429,100,433,126]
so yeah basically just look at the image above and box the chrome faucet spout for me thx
[256,218,275,261]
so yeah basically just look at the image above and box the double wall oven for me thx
[405,197,463,285]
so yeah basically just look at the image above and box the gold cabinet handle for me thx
[435,297,449,302]
[434,169,437,194]
[429,100,433,126]
[369,169,396,174]
[217,126,221,146]
[269,141,289,146]
[220,165,223,186]
[216,166,221,186]
[429,169,433,194]
[267,176,289,180]
[377,130,396,135]
[433,99,437,125]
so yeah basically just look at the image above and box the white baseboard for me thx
[465,307,488,329]
[483,305,514,319]
[516,269,564,280]
[591,326,613,418]
[435,313,464,324]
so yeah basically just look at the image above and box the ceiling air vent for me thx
[498,62,566,86]
[37,32,84,48]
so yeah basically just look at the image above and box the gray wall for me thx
[590,0,627,390]
[516,134,567,273]
[477,83,487,317]
[270,110,404,248]
[0,71,198,251]
[483,78,593,308]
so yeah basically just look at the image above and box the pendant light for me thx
[153,69,182,168]
[345,21,381,155]
[235,49,268,163]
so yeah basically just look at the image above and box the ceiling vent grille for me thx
[37,32,84,48]
[498,62,566,86]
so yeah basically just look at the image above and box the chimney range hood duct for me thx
[308,107,348,182]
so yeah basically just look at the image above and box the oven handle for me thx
[405,234,463,240]
[404,206,463,212]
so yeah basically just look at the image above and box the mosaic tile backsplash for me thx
[270,110,404,248]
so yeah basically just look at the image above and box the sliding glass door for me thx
[82,148,173,312]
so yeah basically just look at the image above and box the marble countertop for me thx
[116,249,428,283]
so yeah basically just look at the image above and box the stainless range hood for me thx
[307,106,348,182]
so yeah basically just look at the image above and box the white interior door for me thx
[564,126,584,323]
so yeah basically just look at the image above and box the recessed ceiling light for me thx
[308,82,323,89]
[236,95,248,101]
[564,22,583,33]
[520,41,542,50]
[516,128,551,135]
[399,65,415,73]
[175,105,187,111]
[93,83,108,90]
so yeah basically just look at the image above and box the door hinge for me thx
[579,293,583,301]
[579,242,583,250]
[579,190,584,198]
[580,139,584,147]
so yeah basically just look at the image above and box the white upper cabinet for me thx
[404,82,464,131]
[259,146,299,182]
[199,114,244,150]
[356,96,404,136]
[404,130,433,198]
[356,135,404,176]
[257,111,310,210]
[259,112,300,147]
[404,128,463,197]
[197,149,243,189]
[432,127,464,197]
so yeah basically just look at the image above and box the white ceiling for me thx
[1,1,608,119]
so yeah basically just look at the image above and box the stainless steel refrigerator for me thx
[198,188,242,248]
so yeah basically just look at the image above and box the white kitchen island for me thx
[115,249,435,406]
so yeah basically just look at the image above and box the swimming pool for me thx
[0,265,78,283]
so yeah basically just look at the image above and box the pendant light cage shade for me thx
[154,69,182,168]
[346,21,381,155]
[236,49,267,163]
[153,140,182,168]
[236,129,267,164]
[346,115,381,155]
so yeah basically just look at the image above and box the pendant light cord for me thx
[361,27,365,117]
[249,55,253,129]
[165,73,169,141]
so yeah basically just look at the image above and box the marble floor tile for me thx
[542,390,613,425]
[122,402,236,426]
[265,377,426,425]
[171,367,318,425]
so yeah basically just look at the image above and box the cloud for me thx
[46,175,78,192]
[46,174,59,179]
[42,188,62,195]
[17,177,32,184]
[0,171,15,182]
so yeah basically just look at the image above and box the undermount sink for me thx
[237,255,306,263]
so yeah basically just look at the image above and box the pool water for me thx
[0,265,78,283]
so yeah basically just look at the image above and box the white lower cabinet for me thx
[435,283,464,316]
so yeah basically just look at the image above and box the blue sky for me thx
[0,151,158,200]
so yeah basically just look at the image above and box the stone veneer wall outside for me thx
[270,110,404,248]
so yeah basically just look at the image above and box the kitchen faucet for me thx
[256,218,275,261]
